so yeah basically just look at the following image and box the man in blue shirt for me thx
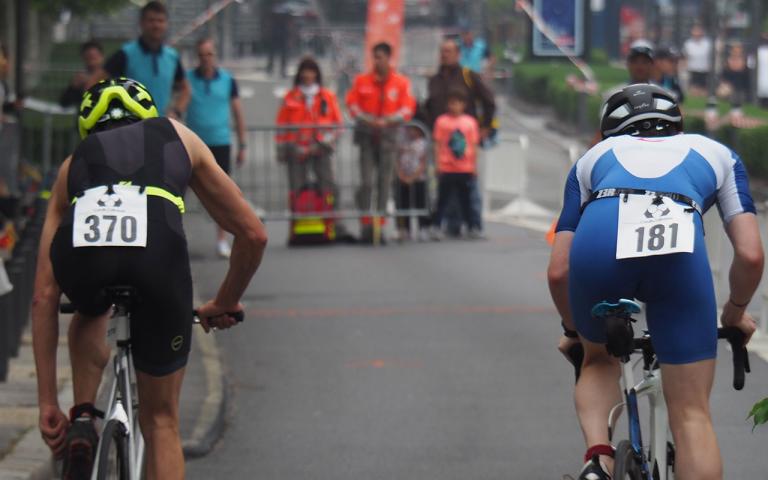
[459,28,494,75]
[102,1,190,118]
[187,37,247,258]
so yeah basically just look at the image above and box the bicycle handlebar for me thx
[59,304,246,325]
[564,326,750,390]
[717,327,750,391]
[193,310,245,324]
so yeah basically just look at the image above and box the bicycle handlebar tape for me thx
[718,327,748,391]
[192,310,245,323]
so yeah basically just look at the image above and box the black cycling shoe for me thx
[62,417,99,480]
[577,455,612,480]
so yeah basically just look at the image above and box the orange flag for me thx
[364,0,405,70]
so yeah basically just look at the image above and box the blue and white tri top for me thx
[559,133,756,364]
[557,133,756,233]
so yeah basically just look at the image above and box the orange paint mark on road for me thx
[345,358,424,369]
[247,304,555,320]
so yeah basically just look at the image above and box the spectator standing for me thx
[59,41,104,108]
[187,38,247,258]
[683,24,712,96]
[425,40,495,236]
[264,0,294,78]
[394,124,430,242]
[0,42,22,197]
[459,28,494,76]
[431,89,481,239]
[625,40,655,84]
[275,57,343,208]
[589,41,656,146]
[654,46,685,103]
[346,42,415,243]
[720,42,750,112]
[100,1,190,118]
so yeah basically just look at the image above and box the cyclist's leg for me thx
[51,235,115,409]
[661,360,720,480]
[136,369,185,480]
[575,338,621,472]
[567,210,637,472]
[642,247,720,479]
[68,311,110,405]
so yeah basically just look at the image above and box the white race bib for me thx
[73,185,148,248]
[616,194,695,259]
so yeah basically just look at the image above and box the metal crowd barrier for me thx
[0,198,46,381]
[212,121,433,229]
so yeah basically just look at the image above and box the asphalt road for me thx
[183,37,768,479]
[183,216,768,479]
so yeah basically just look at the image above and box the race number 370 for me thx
[73,185,148,248]
[82,214,139,244]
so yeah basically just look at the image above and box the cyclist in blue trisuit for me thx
[31,78,267,480]
[547,84,763,480]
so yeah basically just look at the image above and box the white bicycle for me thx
[590,299,750,480]
[61,286,242,480]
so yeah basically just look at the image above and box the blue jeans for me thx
[445,175,482,234]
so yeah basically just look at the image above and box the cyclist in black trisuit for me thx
[31,77,267,480]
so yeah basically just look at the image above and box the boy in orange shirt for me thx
[431,89,481,239]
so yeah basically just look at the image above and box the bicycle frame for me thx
[608,353,670,480]
[91,304,145,480]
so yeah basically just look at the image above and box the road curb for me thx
[182,326,228,459]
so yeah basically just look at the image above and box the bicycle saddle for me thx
[591,299,642,319]
[101,286,139,306]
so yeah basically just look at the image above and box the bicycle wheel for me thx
[96,419,130,480]
[613,440,644,480]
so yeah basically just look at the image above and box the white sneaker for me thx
[217,239,231,258]
[429,228,443,241]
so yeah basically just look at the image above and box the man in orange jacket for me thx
[346,42,416,243]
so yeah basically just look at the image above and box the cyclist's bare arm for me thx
[547,231,575,330]
[31,158,72,452]
[723,213,764,341]
[171,119,268,326]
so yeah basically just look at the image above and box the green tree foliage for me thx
[749,398,768,430]
[30,0,131,15]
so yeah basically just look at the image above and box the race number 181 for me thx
[634,223,679,253]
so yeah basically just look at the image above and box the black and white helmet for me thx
[599,83,682,139]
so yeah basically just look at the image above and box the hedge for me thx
[512,62,768,180]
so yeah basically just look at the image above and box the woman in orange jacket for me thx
[275,57,343,199]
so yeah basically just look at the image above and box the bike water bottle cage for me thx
[581,188,701,217]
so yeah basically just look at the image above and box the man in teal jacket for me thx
[103,1,190,118]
